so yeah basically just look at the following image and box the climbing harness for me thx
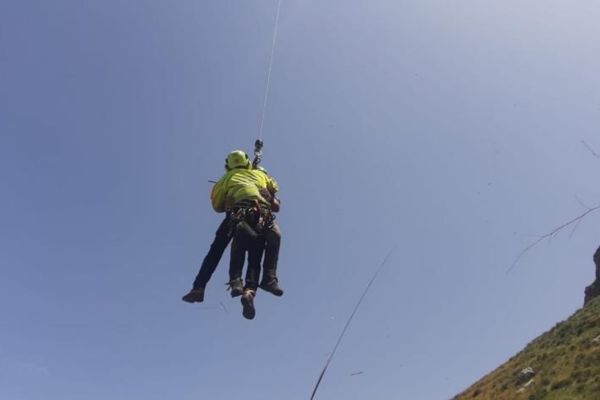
[227,200,275,239]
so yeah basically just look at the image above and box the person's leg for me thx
[239,211,262,319]
[259,222,283,296]
[183,216,231,303]
[228,232,249,297]
[241,287,256,320]
[193,217,232,289]
[245,236,265,291]
[240,235,260,320]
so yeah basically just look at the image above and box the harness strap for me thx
[227,201,275,238]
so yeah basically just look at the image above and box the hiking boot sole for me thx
[241,294,256,320]
[228,279,244,298]
[259,283,284,297]
[182,291,204,303]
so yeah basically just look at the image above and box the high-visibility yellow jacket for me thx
[211,167,279,213]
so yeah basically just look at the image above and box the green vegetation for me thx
[453,297,600,400]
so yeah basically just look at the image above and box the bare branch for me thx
[575,195,591,210]
[568,217,583,239]
[310,249,394,400]
[218,301,229,315]
[197,302,229,315]
[582,140,600,159]
[508,205,600,273]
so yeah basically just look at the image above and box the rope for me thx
[309,249,395,400]
[257,0,282,140]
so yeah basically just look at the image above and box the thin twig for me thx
[309,249,394,400]
[218,301,229,315]
[575,195,591,211]
[508,205,600,273]
[582,140,600,158]
[568,217,584,239]
[197,302,229,315]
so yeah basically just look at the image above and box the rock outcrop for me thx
[584,245,600,306]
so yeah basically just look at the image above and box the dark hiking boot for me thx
[241,289,256,320]
[182,287,205,303]
[259,279,284,297]
[228,278,244,297]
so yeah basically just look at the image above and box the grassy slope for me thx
[453,296,600,400]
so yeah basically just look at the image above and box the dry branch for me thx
[508,205,600,273]
[582,140,600,159]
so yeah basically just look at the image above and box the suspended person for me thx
[226,166,283,319]
[181,150,283,306]
[181,159,236,304]
[228,202,269,319]
[254,166,284,297]
[210,150,283,319]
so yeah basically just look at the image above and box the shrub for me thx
[550,379,571,391]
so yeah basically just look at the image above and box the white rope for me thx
[257,0,282,140]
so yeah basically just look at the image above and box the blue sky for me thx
[1,1,600,399]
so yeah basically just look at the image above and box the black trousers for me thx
[262,223,281,281]
[192,216,232,289]
[230,231,264,290]
[229,221,282,290]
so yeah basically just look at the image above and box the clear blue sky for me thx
[2,1,600,399]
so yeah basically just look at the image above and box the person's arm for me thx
[262,175,280,212]
[211,177,227,213]
[271,195,281,212]
[266,175,279,195]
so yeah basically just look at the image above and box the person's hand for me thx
[259,188,273,202]
[271,197,280,212]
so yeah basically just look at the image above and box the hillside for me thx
[453,296,600,400]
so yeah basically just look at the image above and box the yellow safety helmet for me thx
[226,150,250,170]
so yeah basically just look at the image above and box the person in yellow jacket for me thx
[182,150,283,318]
[210,150,279,213]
